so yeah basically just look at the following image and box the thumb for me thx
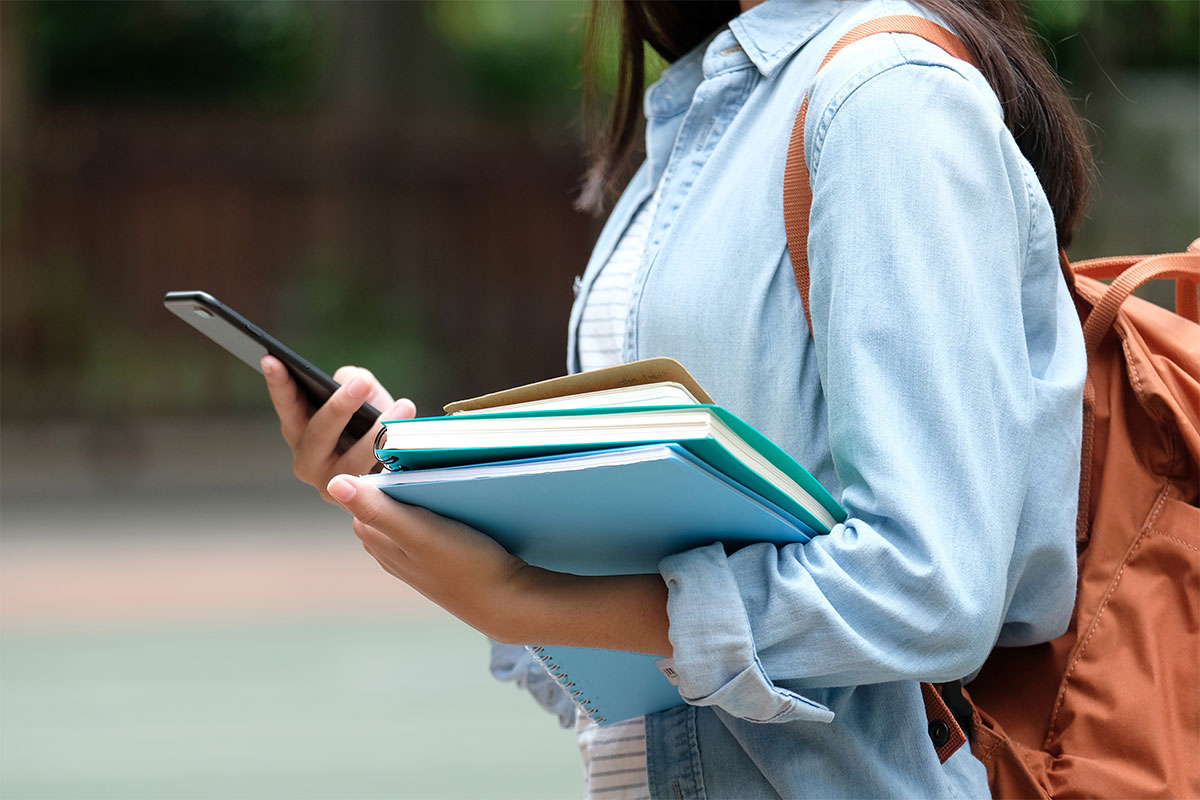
[327,474,388,528]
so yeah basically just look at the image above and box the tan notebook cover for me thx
[442,357,715,415]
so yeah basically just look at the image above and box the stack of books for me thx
[364,358,844,725]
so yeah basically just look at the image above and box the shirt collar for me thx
[728,0,845,77]
[645,0,846,118]
[644,30,718,119]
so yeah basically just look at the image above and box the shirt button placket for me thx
[625,67,753,364]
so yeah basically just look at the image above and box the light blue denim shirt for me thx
[493,0,1085,796]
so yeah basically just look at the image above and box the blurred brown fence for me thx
[2,107,598,419]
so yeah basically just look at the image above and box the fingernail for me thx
[327,477,357,503]
[261,358,274,377]
[347,377,370,399]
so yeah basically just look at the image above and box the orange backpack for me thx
[784,16,1200,798]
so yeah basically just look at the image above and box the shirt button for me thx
[928,719,951,748]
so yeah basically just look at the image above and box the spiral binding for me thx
[528,645,605,724]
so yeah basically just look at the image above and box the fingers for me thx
[262,356,310,446]
[298,369,379,461]
[328,475,382,524]
[334,365,395,411]
[384,397,417,421]
[356,523,407,580]
[267,355,415,500]
[328,475,431,550]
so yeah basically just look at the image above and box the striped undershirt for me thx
[577,184,661,373]
[576,715,650,800]
[573,183,660,798]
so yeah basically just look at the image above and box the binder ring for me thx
[373,427,401,469]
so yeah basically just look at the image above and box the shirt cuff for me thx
[659,543,834,724]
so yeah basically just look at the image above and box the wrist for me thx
[491,566,672,657]
[488,564,559,645]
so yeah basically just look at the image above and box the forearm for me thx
[501,567,672,657]
[326,473,673,658]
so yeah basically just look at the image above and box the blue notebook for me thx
[364,443,821,725]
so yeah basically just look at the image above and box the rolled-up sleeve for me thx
[660,55,1072,722]
[660,543,835,723]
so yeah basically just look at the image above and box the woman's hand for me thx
[327,473,673,655]
[327,474,536,642]
[261,355,416,504]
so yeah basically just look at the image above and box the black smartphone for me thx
[163,290,380,440]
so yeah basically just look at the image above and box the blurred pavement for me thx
[0,419,582,799]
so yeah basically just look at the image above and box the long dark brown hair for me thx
[578,0,1092,247]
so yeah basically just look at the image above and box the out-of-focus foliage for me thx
[428,0,588,117]
[275,254,449,417]
[428,0,667,117]
[1028,0,1199,79]
[23,0,330,108]
[20,0,674,117]
[24,1,1196,115]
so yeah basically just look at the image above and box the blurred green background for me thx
[0,2,1196,799]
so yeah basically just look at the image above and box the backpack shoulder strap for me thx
[782,14,977,332]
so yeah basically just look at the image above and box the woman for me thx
[262,0,1090,796]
